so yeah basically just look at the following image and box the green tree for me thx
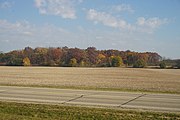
[133,59,146,68]
[8,58,22,66]
[69,58,77,67]
[176,60,180,68]
[5,54,22,66]
[111,56,123,67]
[159,61,166,69]
[23,57,31,66]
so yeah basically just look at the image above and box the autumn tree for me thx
[23,47,33,59]
[147,53,161,65]
[0,46,162,67]
[97,53,106,66]
[23,57,31,66]
[47,47,62,65]
[86,47,98,66]
[33,47,48,65]
[104,50,120,57]
[74,48,86,63]
[3,51,23,66]
[61,48,86,66]
[69,58,77,67]
[138,53,148,64]
[126,53,138,66]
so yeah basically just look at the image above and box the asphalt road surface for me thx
[0,86,180,112]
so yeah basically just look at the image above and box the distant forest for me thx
[0,46,166,68]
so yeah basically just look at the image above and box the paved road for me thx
[0,86,180,112]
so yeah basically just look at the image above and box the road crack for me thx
[62,95,84,104]
[119,93,146,107]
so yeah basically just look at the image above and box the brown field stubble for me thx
[0,66,180,93]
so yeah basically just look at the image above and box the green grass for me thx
[0,101,179,120]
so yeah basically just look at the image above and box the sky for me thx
[0,0,180,59]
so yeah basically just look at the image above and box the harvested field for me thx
[0,66,180,93]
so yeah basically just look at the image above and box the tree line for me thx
[0,46,163,67]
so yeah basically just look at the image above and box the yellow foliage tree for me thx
[79,60,85,67]
[69,58,77,67]
[98,54,106,60]
[23,57,31,66]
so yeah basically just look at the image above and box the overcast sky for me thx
[0,0,180,59]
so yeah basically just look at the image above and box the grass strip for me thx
[0,101,179,120]
[0,83,179,94]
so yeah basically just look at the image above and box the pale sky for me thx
[0,0,180,59]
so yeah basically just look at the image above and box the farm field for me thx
[0,66,180,94]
